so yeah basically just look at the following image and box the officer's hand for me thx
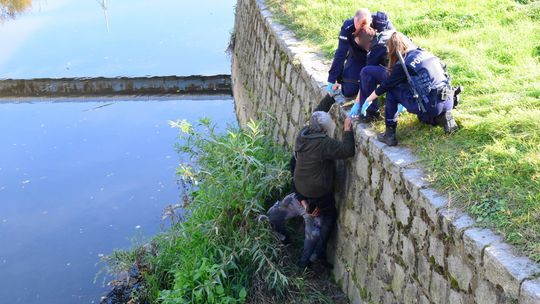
[396,104,406,115]
[348,102,360,117]
[310,207,321,217]
[332,83,341,91]
[361,100,372,116]
[326,82,334,94]
[344,117,352,131]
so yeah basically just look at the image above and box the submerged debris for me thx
[100,264,147,304]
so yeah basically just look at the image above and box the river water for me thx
[0,0,236,303]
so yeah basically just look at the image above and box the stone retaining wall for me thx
[231,0,540,303]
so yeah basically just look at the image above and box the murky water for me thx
[0,97,237,303]
[0,0,235,78]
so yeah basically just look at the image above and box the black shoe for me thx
[316,259,334,269]
[298,259,312,269]
[359,111,382,123]
[435,111,459,134]
[377,126,398,146]
[453,86,463,109]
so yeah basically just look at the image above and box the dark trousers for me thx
[299,194,337,264]
[359,65,388,114]
[385,86,454,128]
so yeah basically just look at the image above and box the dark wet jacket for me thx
[293,127,355,199]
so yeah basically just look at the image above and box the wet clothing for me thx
[267,192,335,265]
[267,192,319,240]
[327,12,394,97]
[293,127,355,199]
[378,48,454,127]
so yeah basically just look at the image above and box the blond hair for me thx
[386,32,412,73]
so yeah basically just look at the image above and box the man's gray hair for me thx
[309,111,336,136]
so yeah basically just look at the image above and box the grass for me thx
[266,0,540,261]
[101,119,343,303]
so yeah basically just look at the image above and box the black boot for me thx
[359,110,382,123]
[377,126,398,146]
[453,86,463,108]
[435,111,459,134]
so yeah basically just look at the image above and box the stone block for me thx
[356,221,369,250]
[341,235,357,264]
[366,278,385,303]
[451,213,476,236]
[355,151,370,183]
[392,264,406,298]
[403,283,418,304]
[382,146,419,168]
[375,209,392,246]
[380,178,395,212]
[361,192,376,227]
[463,228,503,267]
[418,188,448,227]
[291,97,301,123]
[285,121,296,146]
[429,271,449,304]
[371,163,382,190]
[347,284,362,304]
[401,168,428,202]
[449,290,467,304]
[354,253,369,287]
[520,278,540,304]
[417,254,431,291]
[395,194,410,226]
[447,254,473,291]
[474,280,498,304]
[411,216,428,250]
[402,235,416,269]
[428,235,445,268]
[483,242,540,298]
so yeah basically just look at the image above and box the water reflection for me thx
[0,97,236,303]
[0,0,32,21]
[0,0,235,78]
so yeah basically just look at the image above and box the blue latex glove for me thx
[326,82,335,94]
[397,104,406,115]
[349,102,360,117]
[361,100,372,116]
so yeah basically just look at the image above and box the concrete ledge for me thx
[0,75,232,97]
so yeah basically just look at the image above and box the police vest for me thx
[404,49,449,97]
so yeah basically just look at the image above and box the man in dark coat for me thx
[293,112,355,268]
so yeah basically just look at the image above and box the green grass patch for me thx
[266,0,540,261]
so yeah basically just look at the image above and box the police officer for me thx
[362,31,460,146]
[349,28,405,122]
[317,8,393,112]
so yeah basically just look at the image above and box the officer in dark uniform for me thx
[362,31,460,146]
[317,8,393,113]
[348,28,405,121]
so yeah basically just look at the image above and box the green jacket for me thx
[293,126,355,198]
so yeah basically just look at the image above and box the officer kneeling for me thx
[360,31,461,146]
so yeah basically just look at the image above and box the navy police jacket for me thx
[327,11,394,83]
[375,48,448,97]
